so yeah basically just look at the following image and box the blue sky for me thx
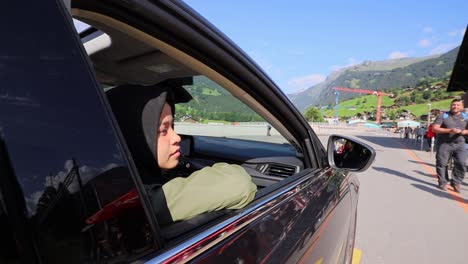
[183,0,467,94]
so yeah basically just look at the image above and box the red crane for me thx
[332,86,394,124]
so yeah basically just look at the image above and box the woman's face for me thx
[156,103,181,169]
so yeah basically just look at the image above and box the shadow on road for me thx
[373,166,433,187]
[408,160,435,167]
[373,166,467,203]
[411,184,466,202]
[413,170,435,178]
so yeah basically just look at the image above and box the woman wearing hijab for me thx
[105,82,257,224]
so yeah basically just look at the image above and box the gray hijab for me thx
[106,80,192,184]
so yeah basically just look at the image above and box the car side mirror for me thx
[327,135,376,172]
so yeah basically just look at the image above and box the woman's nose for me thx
[171,129,181,144]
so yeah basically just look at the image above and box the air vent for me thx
[260,163,298,177]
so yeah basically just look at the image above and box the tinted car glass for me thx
[0,183,19,263]
[0,1,156,263]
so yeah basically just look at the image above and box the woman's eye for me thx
[158,129,168,135]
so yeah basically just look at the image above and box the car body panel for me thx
[144,168,354,264]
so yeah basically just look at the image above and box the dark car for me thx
[0,1,375,263]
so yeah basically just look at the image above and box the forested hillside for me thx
[175,76,263,122]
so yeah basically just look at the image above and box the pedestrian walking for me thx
[404,126,411,139]
[414,126,420,140]
[425,124,435,151]
[416,126,425,142]
[432,99,468,193]
[267,124,272,136]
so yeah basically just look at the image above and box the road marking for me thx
[314,257,323,264]
[352,248,362,264]
[400,143,468,213]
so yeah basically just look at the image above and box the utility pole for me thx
[427,103,431,126]
[334,90,340,122]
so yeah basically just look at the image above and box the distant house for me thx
[179,115,198,123]
[397,120,420,128]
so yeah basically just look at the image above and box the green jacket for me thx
[162,163,257,221]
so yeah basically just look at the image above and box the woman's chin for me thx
[159,159,179,170]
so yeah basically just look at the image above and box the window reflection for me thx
[0,1,156,261]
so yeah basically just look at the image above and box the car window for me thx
[175,75,290,145]
[0,2,157,263]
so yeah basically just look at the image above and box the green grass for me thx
[323,94,461,119]
[400,99,452,116]
[202,88,221,96]
[324,94,394,117]
[199,119,231,124]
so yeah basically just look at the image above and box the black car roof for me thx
[447,25,468,92]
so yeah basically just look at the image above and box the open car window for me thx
[176,76,290,145]
[73,14,311,245]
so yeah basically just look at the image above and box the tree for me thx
[397,95,411,106]
[387,109,398,125]
[422,90,432,100]
[303,107,325,122]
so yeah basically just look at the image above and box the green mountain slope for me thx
[176,76,262,122]
[290,47,460,111]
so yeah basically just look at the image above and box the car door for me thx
[9,2,358,263]
[122,2,353,262]
[0,1,163,263]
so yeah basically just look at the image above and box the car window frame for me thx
[72,7,318,167]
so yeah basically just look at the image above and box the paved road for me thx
[177,124,468,263]
[343,133,468,264]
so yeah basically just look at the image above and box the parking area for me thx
[178,123,468,264]
[342,132,468,264]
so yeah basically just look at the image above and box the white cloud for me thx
[423,27,433,33]
[429,43,458,55]
[287,74,326,91]
[448,28,465,37]
[25,160,119,215]
[330,57,361,71]
[418,39,431,47]
[388,51,408,59]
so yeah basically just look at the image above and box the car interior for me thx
[71,7,311,240]
[75,17,306,180]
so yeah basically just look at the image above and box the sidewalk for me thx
[397,136,468,195]
[397,137,436,166]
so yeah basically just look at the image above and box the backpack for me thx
[442,111,468,120]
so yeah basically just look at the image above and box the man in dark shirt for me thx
[432,99,468,192]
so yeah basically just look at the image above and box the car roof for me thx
[79,25,197,87]
[447,25,468,92]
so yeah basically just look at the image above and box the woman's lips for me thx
[171,149,180,158]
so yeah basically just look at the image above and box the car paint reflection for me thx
[169,168,352,264]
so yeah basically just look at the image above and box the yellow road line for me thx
[314,257,323,264]
[352,248,362,264]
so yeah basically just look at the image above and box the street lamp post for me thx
[427,103,434,156]
[427,103,431,126]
